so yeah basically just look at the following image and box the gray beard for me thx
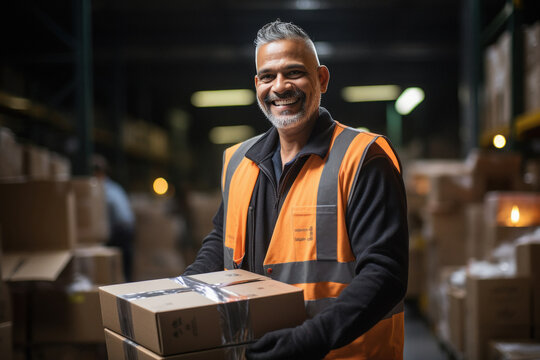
[257,97,305,129]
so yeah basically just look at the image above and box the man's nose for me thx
[272,73,292,93]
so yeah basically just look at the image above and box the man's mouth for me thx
[272,97,300,106]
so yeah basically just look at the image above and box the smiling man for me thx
[183,20,409,359]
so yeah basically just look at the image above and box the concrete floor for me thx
[404,301,448,360]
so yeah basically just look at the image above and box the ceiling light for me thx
[153,177,168,195]
[191,89,255,108]
[314,42,333,56]
[295,0,321,10]
[493,134,506,149]
[395,87,425,115]
[209,125,255,144]
[341,85,401,102]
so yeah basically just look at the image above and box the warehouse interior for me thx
[1,0,540,359]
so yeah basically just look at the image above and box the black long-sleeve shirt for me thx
[184,108,409,356]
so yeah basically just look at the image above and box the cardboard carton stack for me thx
[489,340,540,360]
[515,236,540,340]
[0,128,23,180]
[131,194,186,280]
[483,31,512,135]
[466,272,532,360]
[0,126,130,358]
[99,269,307,359]
[524,22,540,114]
[404,148,540,359]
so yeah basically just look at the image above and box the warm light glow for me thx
[341,85,401,102]
[493,134,506,149]
[395,87,425,115]
[510,205,520,225]
[209,125,255,144]
[153,177,168,195]
[191,89,255,107]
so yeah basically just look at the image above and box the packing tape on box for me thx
[122,337,139,360]
[117,275,260,347]
[174,276,253,346]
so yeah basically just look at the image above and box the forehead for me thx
[256,39,318,71]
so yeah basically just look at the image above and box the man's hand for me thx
[245,328,324,360]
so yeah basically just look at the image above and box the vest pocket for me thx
[292,205,337,261]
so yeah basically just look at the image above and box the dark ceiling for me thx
[3,0,536,188]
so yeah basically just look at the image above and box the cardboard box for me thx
[10,283,104,345]
[33,287,104,343]
[71,177,109,244]
[489,340,540,360]
[23,144,51,180]
[100,269,306,355]
[105,328,247,360]
[447,287,466,354]
[49,152,71,180]
[423,206,468,267]
[484,192,540,256]
[69,245,125,285]
[466,202,487,260]
[516,242,540,340]
[0,321,13,360]
[466,275,532,360]
[0,127,23,180]
[466,150,523,198]
[0,180,76,281]
[524,22,540,113]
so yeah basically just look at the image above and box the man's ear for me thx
[318,65,330,93]
[254,74,259,88]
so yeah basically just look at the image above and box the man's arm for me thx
[246,153,409,359]
[182,201,225,275]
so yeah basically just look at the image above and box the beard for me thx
[257,89,309,129]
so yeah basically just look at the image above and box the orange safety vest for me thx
[221,122,405,359]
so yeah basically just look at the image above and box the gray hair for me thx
[254,19,319,64]
[254,19,311,47]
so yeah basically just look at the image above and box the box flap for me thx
[2,251,72,281]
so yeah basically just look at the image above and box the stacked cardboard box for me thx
[0,127,23,180]
[71,177,109,245]
[484,192,540,258]
[132,195,185,280]
[0,180,76,281]
[516,241,540,340]
[465,274,532,360]
[100,269,306,358]
[489,340,540,360]
[524,22,540,113]
[10,282,104,345]
[68,245,125,286]
[483,31,512,135]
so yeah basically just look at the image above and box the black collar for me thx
[245,107,336,164]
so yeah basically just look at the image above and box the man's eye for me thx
[259,74,274,82]
[287,70,304,78]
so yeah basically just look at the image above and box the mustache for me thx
[264,89,305,104]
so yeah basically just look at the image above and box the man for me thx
[93,154,136,281]
[184,20,408,359]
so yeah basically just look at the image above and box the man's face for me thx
[254,39,329,129]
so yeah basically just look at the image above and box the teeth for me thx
[273,98,297,106]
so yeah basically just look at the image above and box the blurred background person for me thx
[92,154,135,281]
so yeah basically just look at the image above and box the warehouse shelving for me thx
[469,0,540,151]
